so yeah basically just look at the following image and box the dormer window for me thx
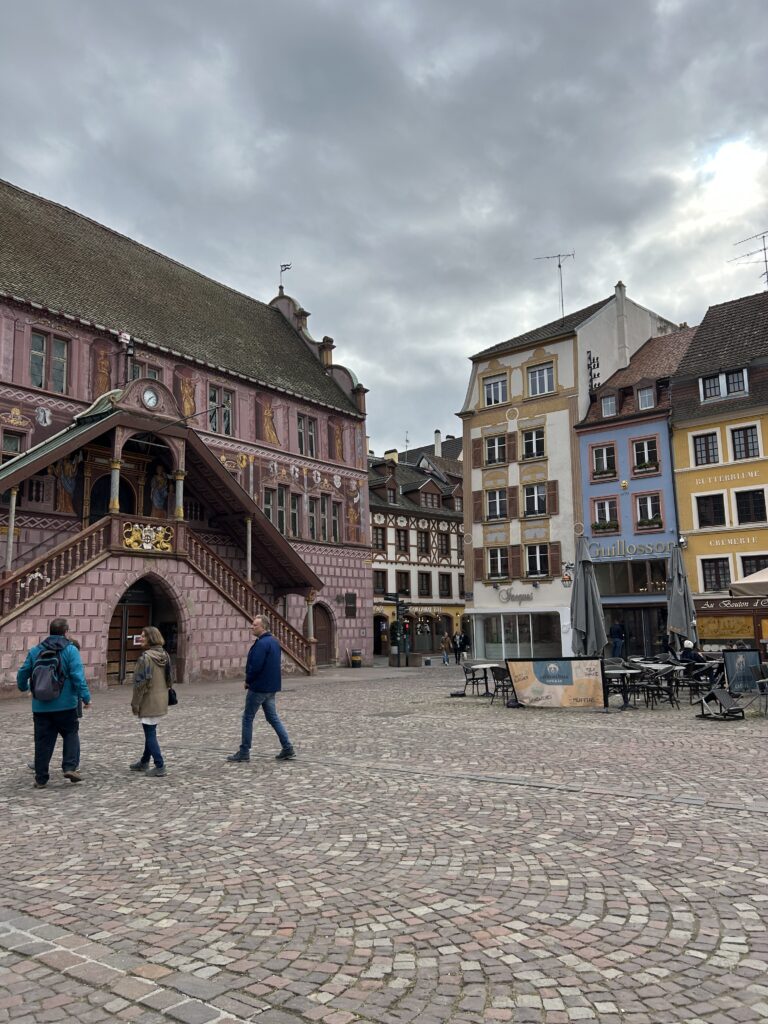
[483,373,508,406]
[601,394,616,417]
[637,386,654,410]
[387,487,396,503]
[700,368,748,402]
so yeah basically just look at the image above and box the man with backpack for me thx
[17,618,91,788]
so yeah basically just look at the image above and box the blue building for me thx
[575,328,695,657]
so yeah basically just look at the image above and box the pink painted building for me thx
[0,179,372,692]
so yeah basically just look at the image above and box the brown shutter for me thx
[474,548,484,583]
[507,432,517,462]
[509,544,522,579]
[549,541,561,577]
[507,486,519,519]
[472,490,483,523]
[472,438,482,468]
[546,480,559,516]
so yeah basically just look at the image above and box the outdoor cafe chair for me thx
[489,664,513,706]
[461,663,485,697]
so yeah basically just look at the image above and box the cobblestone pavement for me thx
[2,662,768,1024]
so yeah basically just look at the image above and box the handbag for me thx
[168,687,178,706]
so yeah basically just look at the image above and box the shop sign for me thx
[696,597,768,611]
[588,539,675,558]
[497,588,533,604]
[708,535,759,548]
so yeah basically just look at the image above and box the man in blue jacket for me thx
[227,614,295,763]
[17,618,91,788]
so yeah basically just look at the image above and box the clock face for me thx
[142,387,159,409]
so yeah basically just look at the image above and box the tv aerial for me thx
[729,231,768,289]
[535,251,575,319]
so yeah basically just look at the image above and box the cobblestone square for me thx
[2,663,768,1023]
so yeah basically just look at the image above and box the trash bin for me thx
[424,657,432,667]
[350,649,362,668]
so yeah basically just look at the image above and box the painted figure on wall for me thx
[180,377,196,420]
[93,349,111,397]
[334,424,344,462]
[149,465,170,519]
[263,402,280,446]
[49,451,81,514]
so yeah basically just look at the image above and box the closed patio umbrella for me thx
[667,544,698,651]
[570,535,608,656]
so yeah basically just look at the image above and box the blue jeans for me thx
[140,723,164,768]
[239,691,291,755]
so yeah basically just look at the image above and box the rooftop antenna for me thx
[404,431,409,456]
[535,251,574,319]
[279,262,292,289]
[728,231,768,289]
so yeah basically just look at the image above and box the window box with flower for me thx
[592,520,619,532]
[592,468,617,479]
[633,461,659,474]
[636,515,663,530]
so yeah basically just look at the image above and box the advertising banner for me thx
[506,658,605,709]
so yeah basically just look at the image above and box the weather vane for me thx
[279,263,292,287]
[535,251,575,319]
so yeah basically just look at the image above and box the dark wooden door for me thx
[107,603,152,684]
[314,604,334,666]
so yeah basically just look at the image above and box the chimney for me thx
[434,429,442,457]
[384,448,399,463]
[320,335,335,368]
[615,280,628,367]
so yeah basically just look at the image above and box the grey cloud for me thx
[1,0,767,451]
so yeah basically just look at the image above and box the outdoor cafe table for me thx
[466,661,500,696]
[604,667,642,708]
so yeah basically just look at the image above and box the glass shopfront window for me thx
[473,612,562,660]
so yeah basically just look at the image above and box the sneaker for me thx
[27,762,35,771]
[34,780,47,789]
[147,766,167,777]
[275,747,295,761]
[226,753,250,762]
[129,760,149,772]
[63,770,82,784]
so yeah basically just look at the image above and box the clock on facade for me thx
[141,387,159,409]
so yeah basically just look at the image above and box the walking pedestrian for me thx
[440,632,452,666]
[26,638,82,774]
[609,620,625,658]
[17,618,91,789]
[227,614,295,763]
[452,631,462,664]
[129,626,172,778]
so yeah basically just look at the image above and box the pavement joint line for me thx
[0,921,256,1024]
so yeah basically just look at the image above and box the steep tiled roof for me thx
[675,291,768,378]
[472,296,613,360]
[368,458,463,515]
[0,179,360,415]
[578,326,696,426]
[400,436,463,461]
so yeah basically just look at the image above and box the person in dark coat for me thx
[227,614,295,762]
[609,621,625,658]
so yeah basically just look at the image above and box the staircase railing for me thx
[185,531,312,673]
[0,517,112,622]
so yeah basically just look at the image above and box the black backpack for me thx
[30,639,65,702]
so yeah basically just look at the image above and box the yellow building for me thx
[671,291,768,652]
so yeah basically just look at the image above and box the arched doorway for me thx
[107,576,182,685]
[313,604,334,666]
[89,475,136,524]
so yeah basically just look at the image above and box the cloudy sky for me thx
[1,0,767,452]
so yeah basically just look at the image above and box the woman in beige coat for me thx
[130,626,171,777]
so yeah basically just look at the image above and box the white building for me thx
[459,283,677,659]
